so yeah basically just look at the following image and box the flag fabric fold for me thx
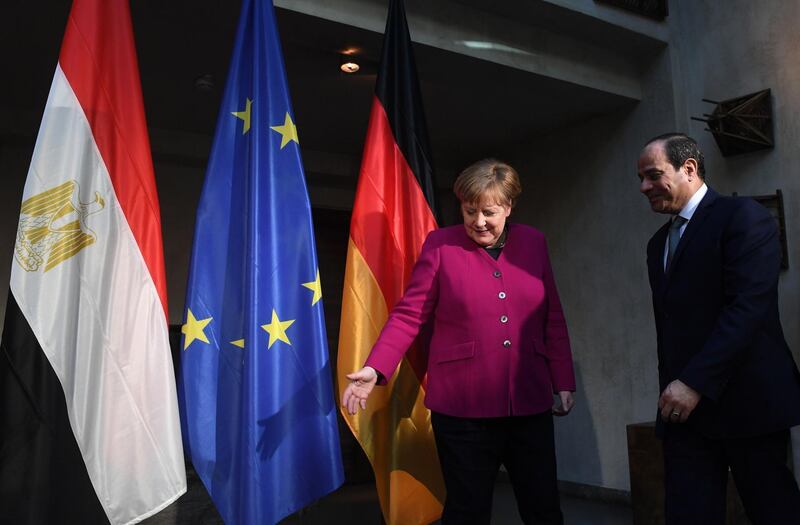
[177,1,344,524]
[0,0,187,523]
[337,1,446,524]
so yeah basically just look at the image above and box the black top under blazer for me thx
[646,187,800,439]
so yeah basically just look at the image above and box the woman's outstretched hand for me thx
[342,366,379,415]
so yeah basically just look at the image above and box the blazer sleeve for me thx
[364,233,440,384]
[541,238,576,393]
[679,200,782,401]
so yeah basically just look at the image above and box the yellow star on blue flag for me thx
[182,309,212,350]
[302,270,322,305]
[261,309,295,348]
[231,98,253,134]
[270,112,299,148]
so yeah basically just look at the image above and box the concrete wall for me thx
[504,0,800,491]
[668,0,800,357]
[667,0,800,474]
[505,47,676,491]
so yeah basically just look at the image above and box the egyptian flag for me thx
[337,1,445,523]
[0,1,186,523]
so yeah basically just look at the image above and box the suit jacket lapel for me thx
[664,187,719,284]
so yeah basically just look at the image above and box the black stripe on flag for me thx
[0,293,109,524]
[374,0,438,218]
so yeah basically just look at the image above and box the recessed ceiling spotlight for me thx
[339,48,361,74]
[340,60,360,74]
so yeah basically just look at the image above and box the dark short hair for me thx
[645,133,706,179]
[453,159,522,207]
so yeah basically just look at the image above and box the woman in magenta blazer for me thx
[343,159,576,524]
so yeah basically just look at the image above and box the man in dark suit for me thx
[638,133,800,523]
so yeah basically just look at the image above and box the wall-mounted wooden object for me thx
[692,89,773,157]
[733,189,788,270]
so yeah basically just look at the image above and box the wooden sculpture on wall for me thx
[692,89,774,157]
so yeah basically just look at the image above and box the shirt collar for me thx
[677,183,707,222]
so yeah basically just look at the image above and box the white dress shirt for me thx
[663,183,708,270]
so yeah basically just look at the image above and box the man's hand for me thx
[658,379,700,423]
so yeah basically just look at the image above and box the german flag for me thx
[337,1,445,524]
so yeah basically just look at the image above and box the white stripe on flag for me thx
[10,65,186,525]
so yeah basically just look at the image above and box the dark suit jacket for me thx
[647,187,800,438]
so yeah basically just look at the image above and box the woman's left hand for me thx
[552,391,574,416]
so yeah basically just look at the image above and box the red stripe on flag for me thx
[350,97,437,380]
[351,98,437,305]
[59,1,168,315]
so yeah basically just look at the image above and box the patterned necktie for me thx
[666,215,688,271]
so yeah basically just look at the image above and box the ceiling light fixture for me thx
[340,57,360,74]
[339,49,361,74]
[340,61,360,73]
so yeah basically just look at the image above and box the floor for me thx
[143,467,633,525]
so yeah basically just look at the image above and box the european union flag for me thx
[177,1,344,523]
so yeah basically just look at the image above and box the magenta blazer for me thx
[365,223,575,418]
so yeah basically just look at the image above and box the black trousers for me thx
[663,425,800,524]
[431,411,563,525]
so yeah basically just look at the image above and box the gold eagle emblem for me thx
[14,181,106,272]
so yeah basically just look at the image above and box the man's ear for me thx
[683,158,699,181]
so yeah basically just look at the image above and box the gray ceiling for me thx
[2,0,637,172]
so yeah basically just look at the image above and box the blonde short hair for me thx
[453,158,522,207]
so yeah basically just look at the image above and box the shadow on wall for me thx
[554,362,603,488]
